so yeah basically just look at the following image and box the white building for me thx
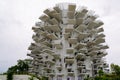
[27,3,109,80]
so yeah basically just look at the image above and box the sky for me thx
[0,0,120,73]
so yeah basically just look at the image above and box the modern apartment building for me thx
[27,3,109,80]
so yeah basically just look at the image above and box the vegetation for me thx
[6,59,29,80]
[85,63,120,80]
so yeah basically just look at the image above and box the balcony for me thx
[74,43,86,50]
[68,4,76,11]
[66,48,74,54]
[67,11,74,19]
[52,54,60,59]
[56,73,64,77]
[48,25,61,32]
[45,60,55,65]
[53,13,62,22]
[39,31,48,37]
[47,33,58,40]
[75,24,87,32]
[67,19,76,25]
[94,20,104,28]
[76,18,83,25]
[65,57,74,64]
[47,73,55,77]
[95,38,105,44]
[44,9,57,17]
[41,40,52,48]
[65,25,74,33]
[76,31,88,40]
[64,33,70,40]
[68,38,77,44]
[100,45,109,49]
[98,52,108,57]
[39,15,49,22]
[56,64,62,70]
[68,71,75,76]
[97,28,104,33]
[49,18,58,25]
[77,65,86,70]
[88,51,98,56]
[43,49,54,54]
[96,33,105,38]
[53,6,61,12]
[76,53,85,59]
[103,63,109,68]
[53,40,62,49]
[88,21,98,29]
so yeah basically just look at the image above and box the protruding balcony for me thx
[67,19,76,25]
[76,18,83,25]
[100,45,109,49]
[68,71,75,76]
[68,4,76,11]
[76,53,85,59]
[44,8,57,17]
[94,20,104,28]
[68,38,77,44]
[64,33,70,40]
[88,21,97,29]
[52,54,60,59]
[65,57,74,64]
[53,6,61,12]
[76,32,88,40]
[66,48,74,54]
[96,33,105,38]
[74,43,86,50]
[41,40,52,48]
[47,33,58,40]
[95,38,105,44]
[47,73,55,77]
[103,63,109,68]
[48,25,61,32]
[49,18,58,25]
[39,31,48,37]
[53,13,62,22]
[88,51,98,56]
[56,64,62,70]
[97,28,104,33]
[67,11,74,19]
[75,24,87,32]
[56,73,64,77]
[53,40,62,49]
[77,64,86,70]
[65,25,74,33]
[39,14,49,22]
[43,49,54,54]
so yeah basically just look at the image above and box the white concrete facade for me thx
[28,3,109,80]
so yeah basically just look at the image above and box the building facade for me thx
[27,3,109,80]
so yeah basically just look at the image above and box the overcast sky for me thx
[0,0,120,73]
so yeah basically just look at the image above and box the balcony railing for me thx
[68,38,77,44]
[53,40,62,49]
[67,19,76,25]
[67,11,74,19]
[66,48,74,54]
[39,14,49,22]
[68,4,76,11]
[64,33,70,40]
[65,25,74,33]
[75,24,87,32]
[74,43,86,50]
[47,33,58,40]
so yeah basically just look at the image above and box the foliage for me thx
[6,59,29,80]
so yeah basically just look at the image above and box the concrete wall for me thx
[0,75,38,80]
